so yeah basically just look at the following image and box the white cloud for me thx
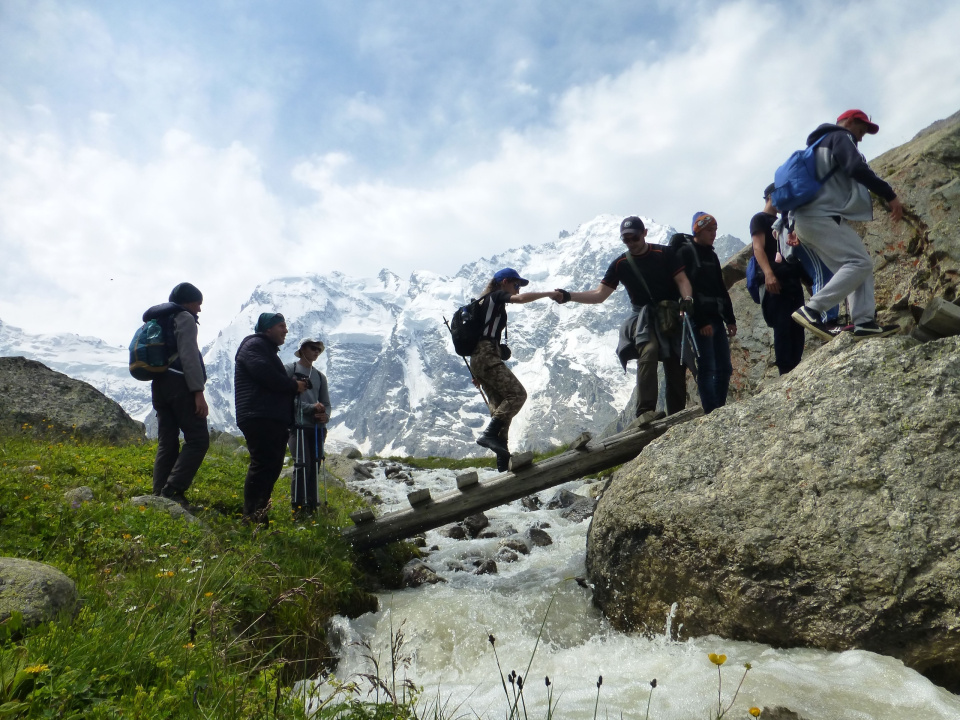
[2,0,959,349]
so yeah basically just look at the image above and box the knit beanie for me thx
[692,212,717,234]
[255,312,285,333]
[169,282,203,305]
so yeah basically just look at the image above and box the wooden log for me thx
[571,432,593,451]
[342,407,703,550]
[407,489,432,507]
[919,298,960,338]
[508,451,535,472]
[456,471,480,490]
[349,509,375,525]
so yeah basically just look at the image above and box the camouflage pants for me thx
[470,340,527,430]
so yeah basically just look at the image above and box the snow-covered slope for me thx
[1,214,745,457]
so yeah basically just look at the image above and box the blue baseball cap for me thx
[493,268,529,286]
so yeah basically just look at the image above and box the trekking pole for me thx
[315,423,327,507]
[294,395,306,511]
[682,312,700,358]
[442,316,489,406]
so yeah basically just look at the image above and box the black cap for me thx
[620,216,645,235]
[169,282,203,305]
[763,183,776,199]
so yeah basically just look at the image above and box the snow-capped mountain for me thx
[0,214,745,457]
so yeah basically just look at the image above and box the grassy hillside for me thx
[0,430,408,719]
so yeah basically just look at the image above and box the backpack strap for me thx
[623,252,654,305]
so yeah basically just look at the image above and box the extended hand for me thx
[554,288,571,304]
[889,197,904,223]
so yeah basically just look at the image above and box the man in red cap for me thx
[789,109,903,339]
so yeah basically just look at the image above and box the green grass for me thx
[0,431,412,719]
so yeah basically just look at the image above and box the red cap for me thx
[837,109,879,134]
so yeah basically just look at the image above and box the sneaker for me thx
[791,306,835,341]
[824,321,854,336]
[853,321,899,339]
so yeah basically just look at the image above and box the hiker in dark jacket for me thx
[147,282,209,507]
[234,312,307,523]
[470,268,561,471]
[790,109,903,340]
[682,213,736,414]
[751,185,806,375]
[554,216,694,428]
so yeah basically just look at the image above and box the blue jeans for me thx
[694,321,732,414]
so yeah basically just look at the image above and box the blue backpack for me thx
[745,256,763,304]
[128,311,179,381]
[771,135,839,212]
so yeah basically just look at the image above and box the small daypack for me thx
[668,233,701,282]
[771,135,839,212]
[745,255,763,304]
[128,313,179,381]
[448,295,490,357]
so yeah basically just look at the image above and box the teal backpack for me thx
[129,317,178,381]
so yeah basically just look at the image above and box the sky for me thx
[2,0,959,347]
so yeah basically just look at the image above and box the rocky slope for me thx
[586,335,960,688]
[0,356,145,444]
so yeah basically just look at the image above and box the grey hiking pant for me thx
[794,214,875,325]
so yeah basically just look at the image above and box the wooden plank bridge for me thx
[342,407,703,550]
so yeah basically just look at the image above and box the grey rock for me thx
[0,357,145,445]
[353,463,375,479]
[462,513,490,537]
[233,446,250,457]
[0,557,79,631]
[445,560,466,572]
[560,497,597,523]
[526,528,553,547]
[410,534,427,548]
[497,548,519,563]
[438,524,467,540]
[473,559,498,575]
[344,447,363,459]
[402,560,445,588]
[63,486,94,504]
[520,495,542,511]
[586,335,960,687]
[545,489,581,510]
[761,708,808,720]
[498,538,530,555]
[128,495,201,524]
[212,433,241,451]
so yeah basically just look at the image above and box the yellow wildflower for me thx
[708,653,727,666]
[183,643,195,649]
[122,534,132,540]
[749,709,761,717]
[204,592,213,597]
[25,664,50,674]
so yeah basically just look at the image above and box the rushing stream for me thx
[308,464,960,719]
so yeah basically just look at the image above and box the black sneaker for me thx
[161,487,199,512]
[791,306,834,341]
[853,321,899,339]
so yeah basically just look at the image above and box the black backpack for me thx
[668,233,701,281]
[447,295,490,357]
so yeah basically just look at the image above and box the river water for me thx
[309,464,960,719]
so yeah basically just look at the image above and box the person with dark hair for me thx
[145,282,209,507]
[234,312,308,524]
[470,268,561,470]
[751,185,806,375]
[554,216,694,427]
[681,212,736,414]
[286,338,331,514]
[790,109,903,339]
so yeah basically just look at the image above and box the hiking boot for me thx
[160,487,199,512]
[853,321,899,339]
[791,305,834,341]
[628,409,665,430]
[477,418,509,456]
[496,451,511,473]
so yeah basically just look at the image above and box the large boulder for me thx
[0,357,145,444]
[586,335,960,688]
[0,558,79,630]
